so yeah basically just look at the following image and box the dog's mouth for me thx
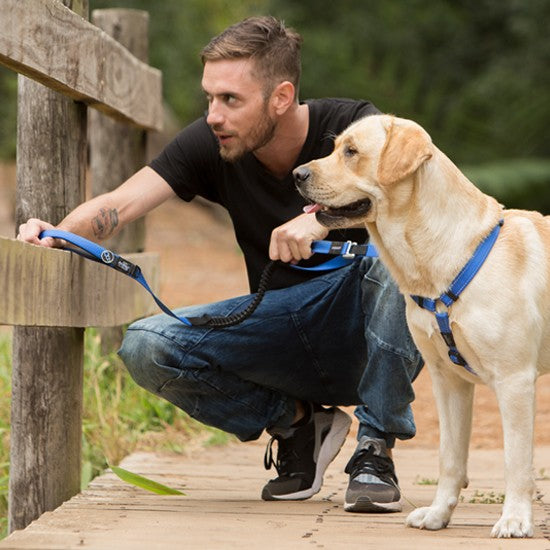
[303,199,372,224]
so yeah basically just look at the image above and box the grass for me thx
[0,327,232,538]
[462,490,505,505]
[413,476,438,486]
[0,332,11,537]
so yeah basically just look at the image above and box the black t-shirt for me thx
[150,98,380,291]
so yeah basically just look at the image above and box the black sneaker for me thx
[261,405,351,501]
[344,436,402,512]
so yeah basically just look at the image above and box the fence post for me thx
[8,0,89,534]
[89,8,149,352]
[89,8,149,254]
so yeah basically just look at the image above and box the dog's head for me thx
[294,114,433,228]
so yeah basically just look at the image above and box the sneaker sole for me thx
[265,408,352,501]
[344,497,402,513]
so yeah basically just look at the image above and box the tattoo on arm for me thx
[91,207,119,239]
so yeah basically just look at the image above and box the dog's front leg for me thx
[406,364,474,531]
[490,372,536,538]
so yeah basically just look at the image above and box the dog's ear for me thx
[377,118,433,186]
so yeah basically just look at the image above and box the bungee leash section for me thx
[39,229,377,328]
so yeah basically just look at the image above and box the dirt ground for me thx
[2,161,550,451]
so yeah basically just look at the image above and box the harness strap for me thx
[39,230,375,328]
[410,219,504,375]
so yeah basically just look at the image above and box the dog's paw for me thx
[491,514,533,538]
[406,505,452,531]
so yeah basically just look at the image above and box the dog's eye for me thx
[344,145,358,158]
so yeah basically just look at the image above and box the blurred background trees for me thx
[1,0,549,209]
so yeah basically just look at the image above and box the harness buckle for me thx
[342,240,358,259]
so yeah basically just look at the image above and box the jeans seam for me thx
[186,365,283,420]
[364,276,384,287]
[364,325,416,361]
[290,311,336,402]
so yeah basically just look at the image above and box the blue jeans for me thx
[119,257,423,448]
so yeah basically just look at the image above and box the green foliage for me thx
[0,68,17,160]
[109,464,185,495]
[467,489,505,504]
[463,159,550,213]
[1,0,548,170]
[0,332,11,538]
[269,0,550,164]
[89,0,269,125]
[414,476,438,486]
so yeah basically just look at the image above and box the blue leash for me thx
[292,240,379,271]
[40,223,502,373]
[39,230,375,327]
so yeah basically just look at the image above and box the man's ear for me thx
[270,81,296,115]
[377,118,433,186]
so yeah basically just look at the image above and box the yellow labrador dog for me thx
[294,114,550,538]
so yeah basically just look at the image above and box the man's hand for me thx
[269,213,329,263]
[17,218,61,248]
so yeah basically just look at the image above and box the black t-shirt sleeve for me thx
[149,117,222,204]
[356,100,381,117]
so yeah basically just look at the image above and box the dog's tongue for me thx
[303,203,321,214]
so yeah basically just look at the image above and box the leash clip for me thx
[342,240,358,259]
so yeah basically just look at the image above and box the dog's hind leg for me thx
[406,364,473,531]
[490,370,536,538]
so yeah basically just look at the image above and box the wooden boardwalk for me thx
[2,437,550,549]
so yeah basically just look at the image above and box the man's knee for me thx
[118,327,182,394]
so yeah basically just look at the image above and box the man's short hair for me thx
[201,16,303,100]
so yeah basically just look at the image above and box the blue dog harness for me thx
[410,219,504,376]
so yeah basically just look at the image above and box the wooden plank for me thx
[0,0,163,131]
[1,439,549,549]
[0,237,160,327]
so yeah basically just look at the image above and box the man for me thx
[18,16,422,512]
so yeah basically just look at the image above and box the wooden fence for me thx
[0,0,163,533]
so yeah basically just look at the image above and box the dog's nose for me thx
[293,166,311,185]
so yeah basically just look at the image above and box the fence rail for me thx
[0,238,159,326]
[0,0,162,131]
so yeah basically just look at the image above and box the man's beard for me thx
[217,108,276,163]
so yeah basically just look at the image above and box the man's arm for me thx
[17,166,175,247]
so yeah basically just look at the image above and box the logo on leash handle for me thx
[101,250,115,264]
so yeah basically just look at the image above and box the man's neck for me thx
[253,102,309,180]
